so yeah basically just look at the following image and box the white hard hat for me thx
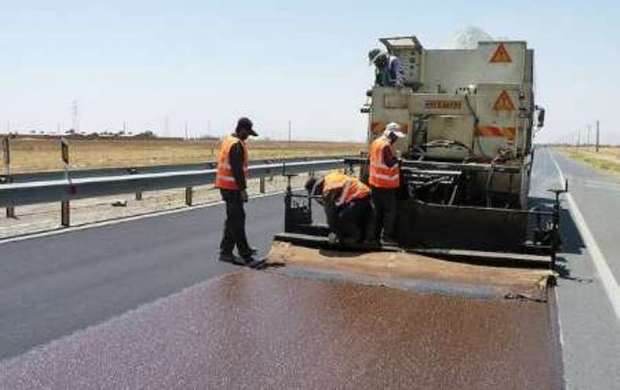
[383,122,406,138]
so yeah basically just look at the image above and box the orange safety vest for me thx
[323,172,370,206]
[369,137,400,189]
[215,135,248,190]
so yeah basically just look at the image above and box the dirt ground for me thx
[557,146,620,176]
[0,137,362,238]
[2,137,364,173]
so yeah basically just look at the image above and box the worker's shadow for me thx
[317,248,368,258]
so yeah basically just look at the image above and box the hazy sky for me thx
[1,0,618,143]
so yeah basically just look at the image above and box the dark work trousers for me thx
[219,189,252,257]
[325,197,374,243]
[371,187,397,241]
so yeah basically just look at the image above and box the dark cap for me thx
[368,48,384,64]
[236,117,258,137]
[304,176,324,196]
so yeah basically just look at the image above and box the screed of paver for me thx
[0,270,561,389]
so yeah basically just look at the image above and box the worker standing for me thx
[368,49,404,87]
[305,172,374,244]
[368,122,405,245]
[215,117,261,267]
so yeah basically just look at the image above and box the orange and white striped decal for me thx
[475,126,516,141]
[371,122,409,135]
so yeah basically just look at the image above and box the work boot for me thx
[242,255,266,269]
[327,232,339,245]
[239,247,258,257]
[218,253,246,266]
[381,236,399,247]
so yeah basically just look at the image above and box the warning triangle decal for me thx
[493,90,516,111]
[490,43,512,63]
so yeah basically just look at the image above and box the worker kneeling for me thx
[305,172,374,245]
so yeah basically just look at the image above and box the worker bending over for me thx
[369,122,405,245]
[305,172,374,244]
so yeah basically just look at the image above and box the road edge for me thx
[548,148,620,320]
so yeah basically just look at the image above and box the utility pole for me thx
[587,125,591,148]
[596,120,600,152]
[184,121,189,140]
[577,129,581,148]
[123,121,127,134]
[288,120,292,143]
[71,100,79,133]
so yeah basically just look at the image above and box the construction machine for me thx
[263,36,566,387]
[271,36,564,265]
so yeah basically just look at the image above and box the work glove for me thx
[240,190,248,203]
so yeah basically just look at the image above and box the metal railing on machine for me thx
[0,157,347,227]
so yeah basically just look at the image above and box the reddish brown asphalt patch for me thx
[267,241,554,300]
[0,271,561,389]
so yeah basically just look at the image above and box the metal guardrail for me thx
[0,158,345,209]
[0,155,353,184]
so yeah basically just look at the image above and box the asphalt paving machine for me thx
[262,40,566,386]
[269,36,567,270]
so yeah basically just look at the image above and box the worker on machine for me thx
[215,117,262,267]
[368,48,404,87]
[368,122,405,245]
[305,172,374,245]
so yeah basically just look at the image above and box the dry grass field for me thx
[558,146,620,175]
[2,137,365,173]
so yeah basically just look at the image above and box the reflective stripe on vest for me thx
[369,137,400,188]
[336,177,370,206]
[215,135,248,190]
[323,172,370,206]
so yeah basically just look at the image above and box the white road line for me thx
[549,148,620,320]
[0,191,284,246]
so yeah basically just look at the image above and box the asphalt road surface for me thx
[0,147,618,388]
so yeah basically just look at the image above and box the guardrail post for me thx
[2,137,15,218]
[61,201,70,227]
[185,187,193,206]
[259,177,266,193]
[60,138,71,227]
[128,168,142,200]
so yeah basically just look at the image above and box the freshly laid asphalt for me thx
[0,147,618,388]
[0,272,561,390]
